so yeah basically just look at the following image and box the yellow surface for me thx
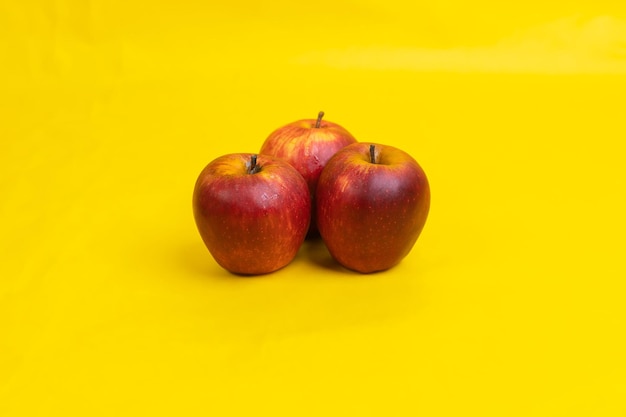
[2,1,626,415]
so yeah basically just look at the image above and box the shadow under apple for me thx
[300,236,351,273]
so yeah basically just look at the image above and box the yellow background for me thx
[2,1,626,415]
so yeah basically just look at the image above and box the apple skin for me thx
[259,113,357,236]
[193,153,311,275]
[316,142,430,273]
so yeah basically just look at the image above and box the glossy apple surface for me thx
[316,142,430,273]
[259,112,357,235]
[193,153,311,275]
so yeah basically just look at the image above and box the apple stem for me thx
[370,144,376,164]
[315,111,324,128]
[249,154,261,174]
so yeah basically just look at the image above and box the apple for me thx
[193,153,311,275]
[259,111,357,235]
[316,142,430,273]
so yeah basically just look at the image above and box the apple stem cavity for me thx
[315,111,324,128]
[369,144,376,164]
[248,154,261,174]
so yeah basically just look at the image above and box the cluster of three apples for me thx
[192,112,430,275]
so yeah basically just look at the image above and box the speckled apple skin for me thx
[316,143,430,273]
[260,118,357,235]
[193,153,311,275]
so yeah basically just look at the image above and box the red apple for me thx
[193,153,311,275]
[259,111,357,235]
[316,143,430,273]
